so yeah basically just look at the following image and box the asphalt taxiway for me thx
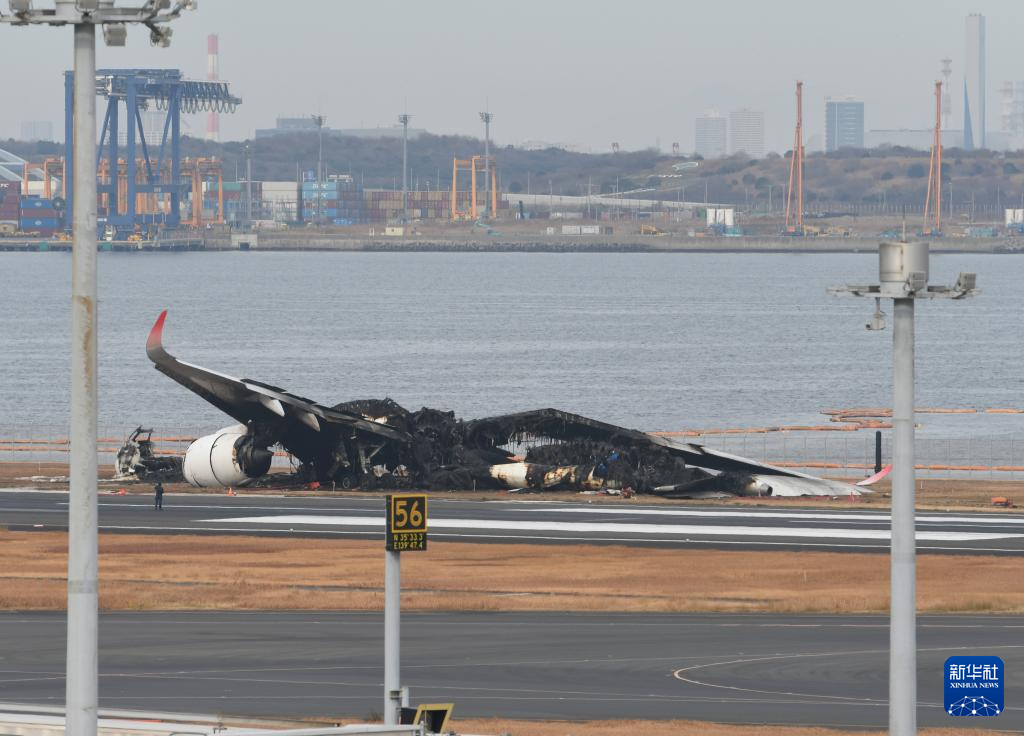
[2,489,1024,554]
[0,611,1020,728]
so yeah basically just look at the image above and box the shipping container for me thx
[21,217,61,229]
[20,197,54,209]
[20,209,59,219]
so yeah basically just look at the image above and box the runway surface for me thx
[3,489,1024,554]
[0,611,1020,728]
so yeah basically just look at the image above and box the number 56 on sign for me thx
[386,494,428,551]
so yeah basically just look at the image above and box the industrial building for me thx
[825,97,864,151]
[964,13,985,149]
[729,109,764,158]
[255,117,425,140]
[694,110,727,159]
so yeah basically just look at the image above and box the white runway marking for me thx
[203,514,1023,542]
[526,507,1024,526]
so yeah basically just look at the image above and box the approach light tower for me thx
[398,113,411,224]
[312,114,326,224]
[0,3,195,736]
[830,243,978,736]
[480,110,493,219]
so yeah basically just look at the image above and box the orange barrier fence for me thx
[653,407,1024,436]
[771,460,1024,473]
[0,437,196,445]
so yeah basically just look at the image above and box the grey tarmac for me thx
[0,611,1020,729]
[2,489,1024,555]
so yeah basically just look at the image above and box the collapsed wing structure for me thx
[147,311,884,497]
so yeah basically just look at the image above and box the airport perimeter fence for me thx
[688,430,1024,482]
[2,426,1024,483]
[0,425,298,483]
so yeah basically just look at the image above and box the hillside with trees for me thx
[5,133,1024,215]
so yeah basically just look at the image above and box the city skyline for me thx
[0,1,1021,154]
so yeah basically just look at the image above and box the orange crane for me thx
[450,155,497,220]
[784,81,805,235]
[922,81,943,236]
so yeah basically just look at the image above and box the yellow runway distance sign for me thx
[385,493,428,551]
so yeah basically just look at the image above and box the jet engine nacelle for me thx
[734,476,773,497]
[182,426,273,488]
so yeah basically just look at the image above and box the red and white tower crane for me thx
[206,33,220,142]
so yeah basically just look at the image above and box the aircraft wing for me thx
[464,408,871,496]
[146,311,408,444]
[463,408,807,476]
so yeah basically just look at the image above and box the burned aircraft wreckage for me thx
[137,311,882,498]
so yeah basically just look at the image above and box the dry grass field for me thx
[450,719,1006,736]
[1,531,1021,614]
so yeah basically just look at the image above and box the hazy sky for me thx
[1,0,1022,153]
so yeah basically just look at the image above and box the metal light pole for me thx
[68,20,98,735]
[312,114,326,225]
[398,113,410,225]
[384,546,401,723]
[244,141,252,227]
[1,4,194,735]
[830,242,978,736]
[479,111,493,219]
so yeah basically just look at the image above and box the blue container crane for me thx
[63,68,241,237]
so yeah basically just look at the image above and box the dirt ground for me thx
[0,461,1022,512]
[1,531,1021,614]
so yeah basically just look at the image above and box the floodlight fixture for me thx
[102,20,125,44]
[149,22,170,45]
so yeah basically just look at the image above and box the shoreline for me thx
[3,234,1024,254]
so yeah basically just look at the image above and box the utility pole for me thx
[398,113,411,224]
[480,110,493,219]
[312,114,326,225]
[830,242,978,736]
[1,4,194,735]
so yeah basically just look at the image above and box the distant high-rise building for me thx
[825,97,864,151]
[1000,81,1024,135]
[694,110,727,158]
[255,117,424,140]
[117,110,166,146]
[20,120,53,142]
[941,58,953,131]
[964,13,985,149]
[728,109,764,158]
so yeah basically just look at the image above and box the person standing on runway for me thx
[154,481,164,511]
